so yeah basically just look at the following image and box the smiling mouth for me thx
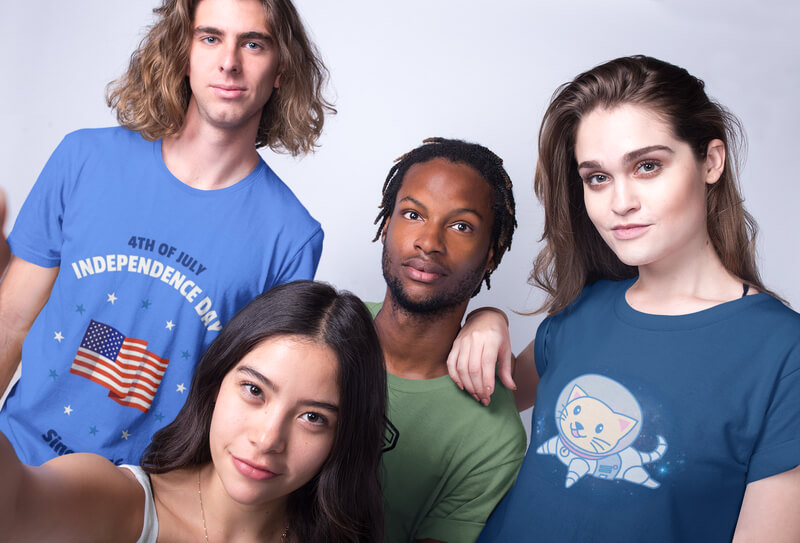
[611,224,650,240]
[570,424,585,439]
[232,455,279,481]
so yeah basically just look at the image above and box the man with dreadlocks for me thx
[368,138,527,543]
[0,0,333,466]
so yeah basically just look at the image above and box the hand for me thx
[447,308,515,406]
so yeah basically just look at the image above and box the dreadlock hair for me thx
[373,137,517,295]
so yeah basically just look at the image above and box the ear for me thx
[568,385,587,402]
[380,218,390,244]
[274,70,282,89]
[484,248,496,273]
[614,412,638,439]
[704,139,725,185]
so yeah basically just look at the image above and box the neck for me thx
[199,464,287,542]
[161,100,261,190]
[373,290,466,379]
[629,234,743,314]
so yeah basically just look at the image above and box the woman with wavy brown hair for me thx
[450,56,800,542]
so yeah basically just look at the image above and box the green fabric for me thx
[370,302,527,543]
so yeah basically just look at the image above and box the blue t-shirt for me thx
[480,279,800,543]
[2,127,323,465]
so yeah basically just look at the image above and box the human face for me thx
[208,336,339,507]
[186,0,282,134]
[575,104,723,271]
[382,158,495,314]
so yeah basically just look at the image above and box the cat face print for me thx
[558,385,638,455]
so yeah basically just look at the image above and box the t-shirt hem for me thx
[8,236,60,268]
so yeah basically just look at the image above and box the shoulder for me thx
[249,160,321,232]
[543,278,629,329]
[52,127,151,164]
[62,126,147,148]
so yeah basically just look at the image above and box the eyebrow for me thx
[398,196,485,220]
[194,26,274,43]
[577,145,674,171]
[236,366,339,413]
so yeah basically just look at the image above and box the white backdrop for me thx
[1,1,798,430]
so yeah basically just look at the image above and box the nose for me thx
[414,221,445,254]
[249,407,287,454]
[610,177,640,216]
[219,42,241,74]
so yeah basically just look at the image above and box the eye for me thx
[573,405,581,415]
[244,41,262,50]
[402,210,421,221]
[451,222,473,233]
[584,173,610,186]
[595,423,604,433]
[635,160,662,176]
[301,412,328,426]
[241,382,262,398]
[201,36,218,45]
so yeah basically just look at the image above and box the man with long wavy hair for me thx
[0,0,335,467]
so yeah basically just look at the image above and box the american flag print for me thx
[70,320,170,412]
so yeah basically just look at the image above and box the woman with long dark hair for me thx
[451,56,800,541]
[0,280,386,542]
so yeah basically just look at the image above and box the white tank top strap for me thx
[119,464,159,543]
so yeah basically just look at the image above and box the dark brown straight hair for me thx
[531,55,777,315]
[142,280,386,542]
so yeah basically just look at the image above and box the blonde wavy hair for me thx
[106,0,335,156]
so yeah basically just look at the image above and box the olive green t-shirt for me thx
[366,302,527,543]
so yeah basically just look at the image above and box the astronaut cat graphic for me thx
[537,374,667,489]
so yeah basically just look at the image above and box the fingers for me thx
[446,343,464,391]
[448,331,501,405]
[497,347,517,392]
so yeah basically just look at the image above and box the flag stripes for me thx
[69,320,170,412]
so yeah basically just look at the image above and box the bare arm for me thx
[0,256,58,394]
[0,431,145,543]
[512,339,539,412]
[0,189,10,277]
[447,308,539,410]
[732,465,800,542]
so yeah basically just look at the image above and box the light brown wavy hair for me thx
[106,0,335,155]
[531,55,777,315]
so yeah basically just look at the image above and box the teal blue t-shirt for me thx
[480,279,800,542]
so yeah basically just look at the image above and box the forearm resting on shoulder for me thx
[0,256,58,392]
[733,465,800,542]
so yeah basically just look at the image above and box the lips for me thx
[211,84,247,99]
[611,223,650,240]
[232,455,279,481]
[402,257,448,283]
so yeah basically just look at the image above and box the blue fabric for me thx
[2,127,322,466]
[479,279,800,543]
